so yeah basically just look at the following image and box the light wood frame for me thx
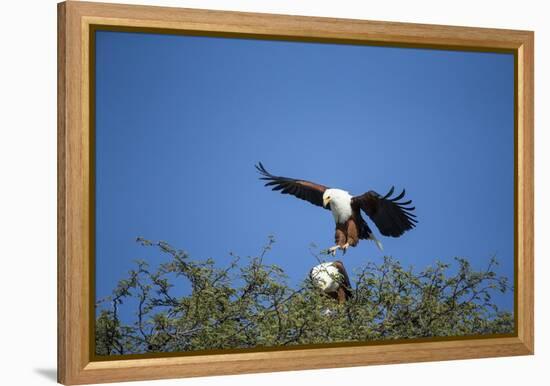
[58,1,534,384]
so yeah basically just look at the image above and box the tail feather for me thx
[358,218,384,251]
[370,235,384,251]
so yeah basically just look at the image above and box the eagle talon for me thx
[341,243,350,255]
[328,246,339,256]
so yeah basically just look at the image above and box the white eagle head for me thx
[322,190,331,208]
[323,188,351,208]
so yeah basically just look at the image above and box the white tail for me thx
[368,234,384,251]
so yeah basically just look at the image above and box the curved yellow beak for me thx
[323,197,331,208]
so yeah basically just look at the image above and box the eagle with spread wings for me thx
[256,163,417,255]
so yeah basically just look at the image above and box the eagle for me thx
[309,261,353,304]
[256,162,417,255]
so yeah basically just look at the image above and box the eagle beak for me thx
[323,197,330,208]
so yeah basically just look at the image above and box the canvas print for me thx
[94,29,515,357]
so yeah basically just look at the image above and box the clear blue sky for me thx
[95,30,515,321]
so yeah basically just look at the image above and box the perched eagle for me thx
[256,163,417,255]
[309,261,353,304]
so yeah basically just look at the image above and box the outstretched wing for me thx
[351,187,417,237]
[256,162,329,209]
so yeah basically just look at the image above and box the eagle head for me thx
[322,191,332,208]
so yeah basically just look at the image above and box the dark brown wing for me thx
[332,260,353,298]
[256,162,329,209]
[351,187,417,237]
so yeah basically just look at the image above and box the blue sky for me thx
[95,30,515,321]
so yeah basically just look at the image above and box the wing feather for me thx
[332,261,353,298]
[256,163,329,209]
[352,187,417,237]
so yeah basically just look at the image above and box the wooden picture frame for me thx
[58,1,534,384]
